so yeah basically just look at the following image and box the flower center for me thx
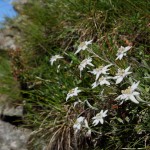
[69,89,75,95]
[79,42,86,48]
[81,59,88,64]
[122,86,132,94]
[118,47,124,53]
[99,76,105,81]
[96,113,102,119]
[97,66,103,71]
[117,69,125,76]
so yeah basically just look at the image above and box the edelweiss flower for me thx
[92,110,108,126]
[75,40,93,54]
[116,46,132,60]
[66,87,81,101]
[50,55,63,65]
[114,66,132,84]
[115,82,140,104]
[73,117,91,135]
[89,64,112,80]
[73,116,85,133]
[92,76,110,88]
[78,57,94,76]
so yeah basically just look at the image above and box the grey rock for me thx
[0,36,16,50]
[3,105,23,117]
[13,0,29,13]
[0,103,23,117]
[0,120,31,150]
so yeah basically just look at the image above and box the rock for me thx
[0,1,31,149]
[0,94,9,103]
[0,120,31,150]
[0,28,16,50]
[2,105,23,117]
[13,0,29,13]
[0,103,23,117]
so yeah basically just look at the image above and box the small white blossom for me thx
[66,87,81,101]
[50,55,63,65]
[114,66,132,84]
[73,116,85,133]
[75,40,93,54]
[89,64,112,80]
[115,81,140,104]
[92,76,111,88]
[116,46,132,60]
[78,57,94,76]
[92,110,108,126]
[73,117,92,135]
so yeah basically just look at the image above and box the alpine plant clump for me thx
[48,39,149,148]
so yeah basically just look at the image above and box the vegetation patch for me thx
[0,50,20,103]
[7,0,150,149]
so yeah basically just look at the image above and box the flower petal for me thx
[129,95,139,104]
[133,91,140,96]
[124,46,132,52]
[85,40,93,45]
[92,81,98,89]
[75,48,81,54]
[125,66,131,72]
[99,118,104,124]
[116,77,123,84]
[131,81,140,91]
[92,119,99,126]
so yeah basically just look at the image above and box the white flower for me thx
[73,117,92,135]
[115,81,140,104]
[73,116,85,133]
[78,57,94,76]
[116,46,132,60]
[75,40,93,54]
[50,55,63,65]
[92,110,108,126]
[66,87,81,101]
[114,66,132,84]
[92,76,111,88]
[89,64,112,80]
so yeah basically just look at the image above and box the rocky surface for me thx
[0,26,18,50]
[0,2,31,149]
[0,68,30,144]
[0,120,31,150]
[0,93,31,150]
[1,105,23,117]
[0,34,16,50]
[0,97,31,150]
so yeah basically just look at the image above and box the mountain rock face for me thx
[0,1,31,150]
[0,27,17,50]
[0,120,31,150]
[0,0,29,51]
[13,0,29,13]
